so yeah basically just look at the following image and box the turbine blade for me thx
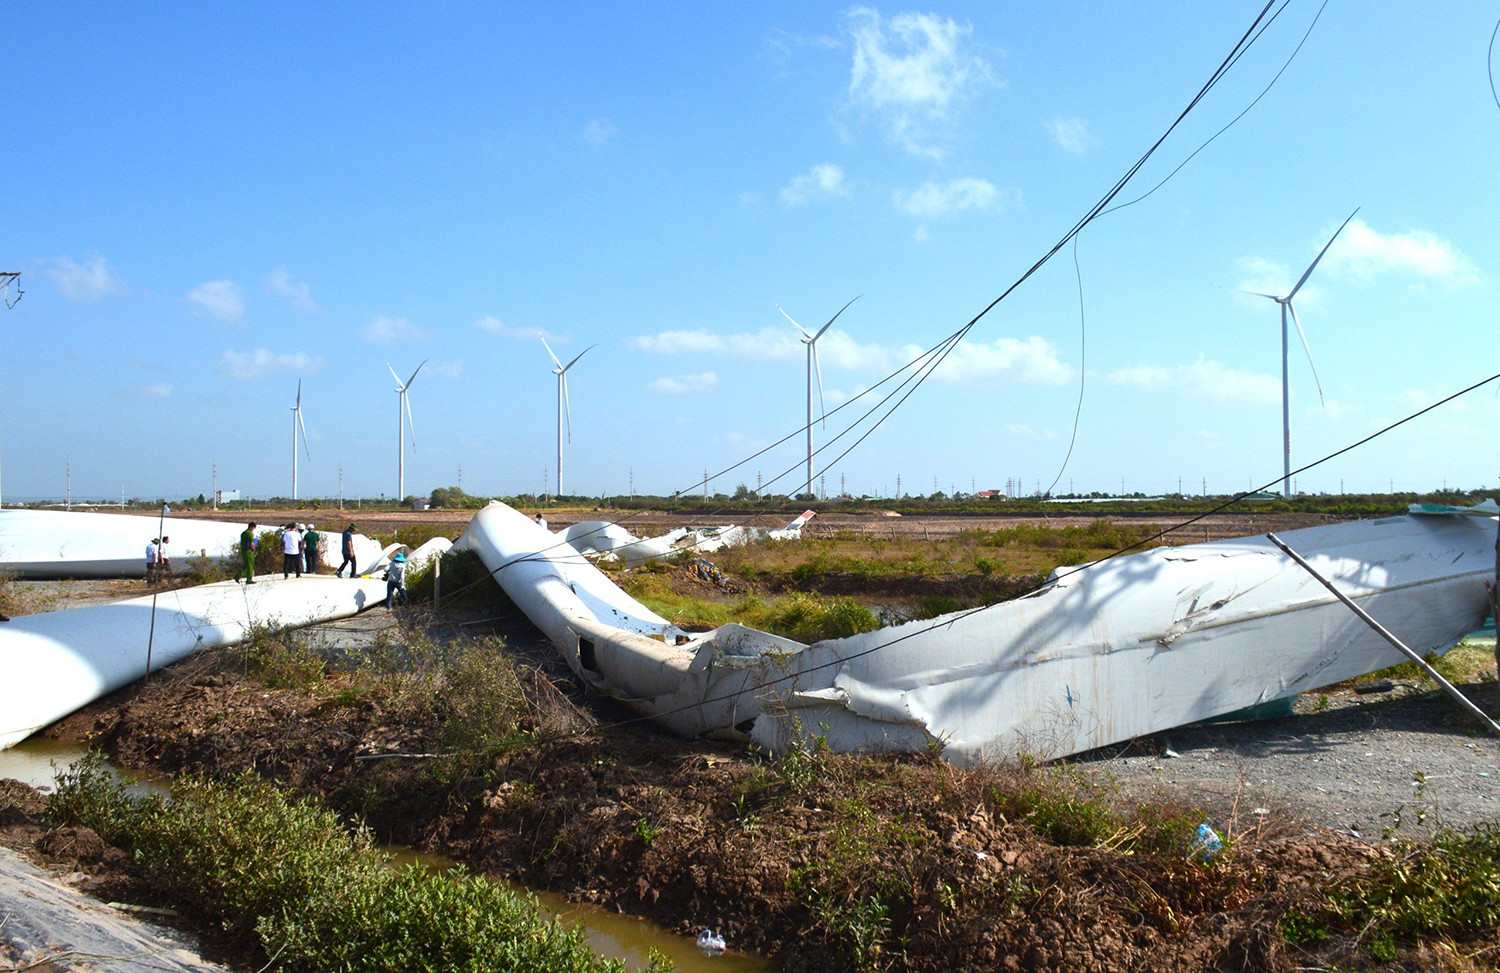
[812,342,827,428]
[386,362,403,390]
[563,343,595,371]
[1286,301,1326,406]
[561,374,573,442]
[404,393,417,452]
[297,409,311,460]
[405,359,427,389]
[1287,207,1359,301]
[296,379,302,408]
[539,333,564,369]
[813,294,861,340]
[1241,290,1281,300]
[776,303,813,340]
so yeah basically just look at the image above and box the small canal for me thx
[0,739,772,973]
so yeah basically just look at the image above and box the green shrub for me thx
[50,756,649,972]
[1329,822,1500,942]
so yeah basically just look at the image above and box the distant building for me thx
[976,490,1007,499]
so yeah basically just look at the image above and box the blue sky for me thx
[3,2,1497,502]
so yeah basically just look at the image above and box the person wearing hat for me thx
[384,551,409,610]
[338,523,358,578]
[304,524,321,574]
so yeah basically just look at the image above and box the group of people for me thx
[232,522,370,589]
[144,536,172,582]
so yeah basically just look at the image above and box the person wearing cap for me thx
[145,538,160,583]
[338,523,358,578]
[384,551,409,610]
[237,522,259,584]
[158,535,172,577]
[304,524,321,574]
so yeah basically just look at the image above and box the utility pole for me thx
[543,467,549,501]
[703,469,709,498]
[338,464,344,510]
[212,460,218,510]
[66,456,71,510]
[757,471,763,493]
[840,472,846,498]
[820,473,827,500]
[896,474,902,498]
[629,467,634,498]
[457,464,462,491]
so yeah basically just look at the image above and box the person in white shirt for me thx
[534,513,548,531]
[281,524,303,579]
[145,538,159,582]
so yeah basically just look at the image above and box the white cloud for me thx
[781,163,850,206]
[266,267,319,314]
[425,359,464,379]
[1045,117,1092,155]
[922,335,1072,385]
[186,280,246,324]
[1327,219,1480,285]
[583,119,618,145]
[630,327,801,360]
[649,372,718,394]
[220,348,326,380]
[843,7,994,159]
[45,255,122,301]
[139,383,172,399]
[631,324,1069,386]
[894,178,1012,217]
[474,316,565,343]
[1109,357,1279,405]
[362,315,426,345]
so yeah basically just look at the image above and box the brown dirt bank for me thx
[14,629,1493,973]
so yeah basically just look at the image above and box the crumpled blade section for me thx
[461,501,1496,765]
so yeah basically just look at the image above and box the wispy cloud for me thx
[45,255,122,301]
[138,383,172,399]
[843,7,994,159]
[186,280,245,324]
[266,267,319,314]
[362,315,426,345]
[1109,357,1279,405]
[631,325,1069,385]
[425,359,464,379]
[765,28,841,71]
[220,348,326,380]
[582,119,618,145]
[649,372,718,394]
[1045,117,1092,155]
[894,178,1013,217]
[474,316,565,343]
[1327,219,1480,285]
[781,163,850,206]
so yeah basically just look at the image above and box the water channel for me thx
[0,739,772,972]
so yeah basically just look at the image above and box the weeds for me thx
[49,755,651,972]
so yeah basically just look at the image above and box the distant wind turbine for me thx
[776,296,859,496]
[387,360,426,501]
[1244,209,1357,497]
[290,380,311,501]
[540,334,594,497]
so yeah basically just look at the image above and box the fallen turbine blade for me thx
[1287,207,1359,301]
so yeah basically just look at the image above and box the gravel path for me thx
[1085,649,1500,840]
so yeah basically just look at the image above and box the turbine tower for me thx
[776,296,859,496]
[540,334,594,497]
[290,380,311,501]
[1244,209,1357,497]
[387,360,426,501]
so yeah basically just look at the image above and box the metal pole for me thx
[805,343,814,495]
[1266,531,1500,737]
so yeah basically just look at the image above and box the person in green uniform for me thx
[237,522,259,584]
[304,524,321,574]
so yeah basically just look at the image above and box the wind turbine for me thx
[540,334,594,497]
[776,296,859,496]
[387,360,426,501]
[290,380,311,501]
[1244,208,1358,497]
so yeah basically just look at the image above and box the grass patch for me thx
[621,575,880,643]
[49,756,658,972]
[1355,640,1498,688]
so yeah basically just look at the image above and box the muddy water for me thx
[3,739,772,973]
